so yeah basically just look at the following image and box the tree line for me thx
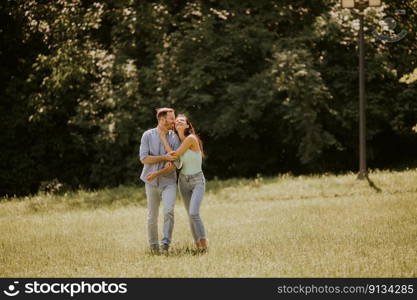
[1,0,416,196]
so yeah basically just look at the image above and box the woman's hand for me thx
[164,153,177,161]
[168,150,179,160]
[146,172,158,182]
[165,162,173,168]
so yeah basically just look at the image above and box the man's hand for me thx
[165,162,173,168]
[146,172,158,182]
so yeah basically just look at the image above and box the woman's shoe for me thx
[198,238,209,252]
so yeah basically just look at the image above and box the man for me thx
[139,108,180,253]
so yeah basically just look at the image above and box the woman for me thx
[148,113,208,252]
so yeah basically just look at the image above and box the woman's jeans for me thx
[178,171,207,242]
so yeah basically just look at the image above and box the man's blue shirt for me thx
[139,128,180,187]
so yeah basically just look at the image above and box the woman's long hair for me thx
[176,114,205,158]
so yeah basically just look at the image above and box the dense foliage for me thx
[1,0,416,196]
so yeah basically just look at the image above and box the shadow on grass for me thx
[365,176,382,193]
[145,245,208,257]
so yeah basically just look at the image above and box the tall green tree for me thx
[1,0,416,196]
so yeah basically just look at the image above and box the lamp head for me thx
[341,0,382,9]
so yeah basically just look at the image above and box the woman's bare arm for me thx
[160,133,173,153]
[170,135,196,158]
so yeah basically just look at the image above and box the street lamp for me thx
[340,0,382,179]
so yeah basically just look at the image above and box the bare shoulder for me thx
[185,134,198,143]
[186,134,200,151]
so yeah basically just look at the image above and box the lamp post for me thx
[341,0,382,179]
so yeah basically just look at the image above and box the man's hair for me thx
[156,108,175,120]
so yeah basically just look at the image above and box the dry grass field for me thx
[1,169,416,277]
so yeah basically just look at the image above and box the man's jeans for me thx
[145,183,176,248]
[178,171,206,242]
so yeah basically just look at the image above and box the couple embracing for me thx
[139,108,208,254]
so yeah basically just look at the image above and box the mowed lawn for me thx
[0,169,416,277]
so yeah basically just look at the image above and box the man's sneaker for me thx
[160,243,169,252]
